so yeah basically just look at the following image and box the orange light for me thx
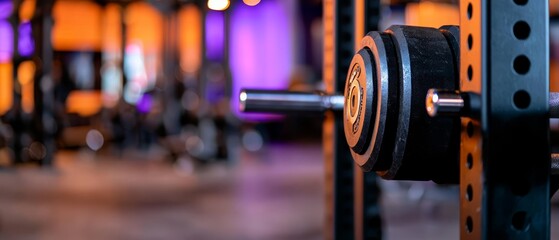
[243,0,261,7]
[52,1,102,51]
[0,63,13,115]
[207,0,230,11]
[17,61,34,85]
[102,3,122,54]
[179,5,202,73]
[17,61,35,114]
[405,2,459,28]
[19,0,35,22]
[125,2,163,53]
[66,91,102,117]
[552,0,559,16]
[552,60,559,92]
[125,2,163,91]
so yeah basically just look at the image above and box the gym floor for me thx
[0,143,557,240]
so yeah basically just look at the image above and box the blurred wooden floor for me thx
[0,143,557,240]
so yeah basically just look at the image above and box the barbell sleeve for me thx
[239,89,344,114]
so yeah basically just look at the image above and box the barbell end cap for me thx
[239,89,248,112]
[426,89,440,117]
[425,88,465,117]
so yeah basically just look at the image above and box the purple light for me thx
[0,0,13,19]
[136,93,153,114]
[18,22,34,57]
[230,1,292,120]
[0,20,12,62]
[205,10,224,61]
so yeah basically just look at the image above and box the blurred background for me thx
[0,0,558,239]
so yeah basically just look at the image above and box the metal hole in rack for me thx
[466,216,474,233]
[513,0,528,6]
[513,21,530,40]
[513,55,530,75]
[466,185,473,201]
[513,90,531,109]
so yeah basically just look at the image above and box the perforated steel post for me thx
[459,1,550,239]
[323,0,358,239]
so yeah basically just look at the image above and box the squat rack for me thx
[323,0,555,239]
